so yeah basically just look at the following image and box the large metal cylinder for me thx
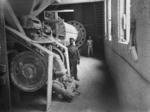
[44,12,79,46]
[57,22,78,46]
[68,21,87,48]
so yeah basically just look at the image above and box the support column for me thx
[0,0,11,110]
[46,55,53,111]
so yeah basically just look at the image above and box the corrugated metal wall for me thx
[94,2,104,36]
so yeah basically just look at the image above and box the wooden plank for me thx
[54,41,70,76]
[49,10,74,13]
[4,0,25,34]
[46,55,53,111]
[55,12,59,39]
[0,0,11,110]
[32,40,55,44]
[55,0,104,5]
[65,49,70,76]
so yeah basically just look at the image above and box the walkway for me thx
[11,56,121,112]
[49,56,121,112]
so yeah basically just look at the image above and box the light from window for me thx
[105,0,112,41]
[118,0,131,44]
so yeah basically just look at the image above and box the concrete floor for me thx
[49,56,121,112]
[10,56,121,112]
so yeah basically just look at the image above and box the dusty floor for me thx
[49,56,121,112]
[10,56,121,112]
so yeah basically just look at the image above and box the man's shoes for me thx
[75,78,80,81]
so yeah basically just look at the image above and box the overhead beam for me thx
[54,0,104,5]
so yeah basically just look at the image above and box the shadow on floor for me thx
[96,56,122,111]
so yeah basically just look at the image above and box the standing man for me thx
[87,36,93,57]
[68,38,80,81]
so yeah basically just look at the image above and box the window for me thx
[118,0,131,44]
[105,0,112,41]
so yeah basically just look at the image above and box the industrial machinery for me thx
[10,13,79,92]
[44,10,87,48]
[0,0,87,110]
[8,8,88,92]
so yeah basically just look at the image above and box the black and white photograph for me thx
[0,0,149,112]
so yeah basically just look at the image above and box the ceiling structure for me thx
[56,0,104,4]
[7,0,61,16]
[7,0,103,17]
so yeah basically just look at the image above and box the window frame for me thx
[118,0,131,44]
[105,0,112,41]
